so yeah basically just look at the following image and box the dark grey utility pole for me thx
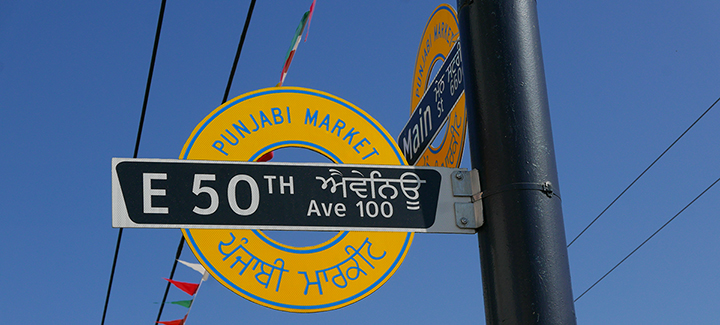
[456,0,576,323]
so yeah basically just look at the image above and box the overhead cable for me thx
[154,0,257,323]
[567,96,720,247]
[101,0,168,324]
[574,176,720,302]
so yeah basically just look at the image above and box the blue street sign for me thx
[398,41,464,165]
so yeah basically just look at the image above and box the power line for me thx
[101,227,125,325]
[567,96,720,248]
[223,0,257,104]
[101,0,168,324]
[574,175,720,302]
[154,0,257,323]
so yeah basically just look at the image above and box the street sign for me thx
[398,42,464,166]
[113,158,476,234]
[399,4,466,167]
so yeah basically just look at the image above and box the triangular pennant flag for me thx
[170,300,193,308]
[177,260,206,277]
[157,316,185,325]
[258,151,274,162]
[164,278,200,296]
[177,259,209,280]
[304,0,316,42]
[154,300,192,308]
[153,299,194,308]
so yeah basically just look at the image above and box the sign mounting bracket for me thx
[451,169,483,229]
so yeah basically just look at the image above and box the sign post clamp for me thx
[451,169,483,229]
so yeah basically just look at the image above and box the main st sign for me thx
[400,4,466,167]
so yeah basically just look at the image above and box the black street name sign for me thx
[112,158,475,233]
[398,41,464,165]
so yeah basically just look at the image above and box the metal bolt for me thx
[460,217,468,225]
[455,172,464,180]
[542,181,553,198]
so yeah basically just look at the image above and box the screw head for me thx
[455,172,464,180]
[460,217,468,225]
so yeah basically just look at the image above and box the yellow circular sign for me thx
[179,87,413,312]
[410,4,467,168]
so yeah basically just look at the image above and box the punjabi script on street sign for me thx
[113,159,441,229]
[398,41,464,165]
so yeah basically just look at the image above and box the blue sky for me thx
[1,1,719,324]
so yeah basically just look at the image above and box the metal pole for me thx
[456,0,576,323]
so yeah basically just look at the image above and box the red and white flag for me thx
[277,1,316,87]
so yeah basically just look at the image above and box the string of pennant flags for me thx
[156,260,208,325]
[277,0,315,87]
[259,0,315,163]
[156,3,317,323]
